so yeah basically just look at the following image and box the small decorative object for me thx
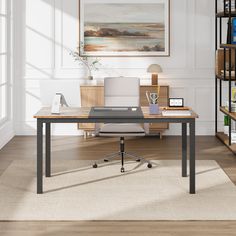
[226,62,231,71]
[232,87,236,101]
[216,49,236,77]
[79,0,170,57]
[51,93,69,114]
[221,61,235,76]
[150,93,158,104]
[147,64,163,85]
[70,44,101,80]
[225,87,236,111]
[169,98,184,107]
[146,91,160,114]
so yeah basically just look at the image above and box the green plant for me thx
[224,115,230,126]
[69,43,101,77]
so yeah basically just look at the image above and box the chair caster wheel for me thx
[136,159,141,162]
[147,163,152,168]
[104,159,109,162]
[121,167,125,173]
[93,163,98,168]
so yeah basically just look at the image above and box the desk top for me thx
[34,107,198,119]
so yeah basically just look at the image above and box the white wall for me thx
[13,0,220,136]
[0,0,14,148]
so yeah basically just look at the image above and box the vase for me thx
[224,126,229,135]
[88,75,93,80]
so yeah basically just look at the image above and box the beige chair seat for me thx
[99,123,145,137]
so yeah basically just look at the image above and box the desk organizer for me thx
[149,104,160,115]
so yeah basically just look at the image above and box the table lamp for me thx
[147,64,163,85]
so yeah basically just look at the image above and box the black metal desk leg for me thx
[45,123,51,177]
[37,119,43,194]
[182,123,187,177]
[189,119,196,194]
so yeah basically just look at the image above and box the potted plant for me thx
[70,43,101,80]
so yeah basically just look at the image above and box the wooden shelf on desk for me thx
[216,132,236,154]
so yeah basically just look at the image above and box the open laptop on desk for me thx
[89,106,144,119]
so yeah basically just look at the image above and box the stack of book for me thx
[221,70,235,76]
[162,110,191,116]
[225,101,236,112]
[225,0,236,12]
[231,132,236,143]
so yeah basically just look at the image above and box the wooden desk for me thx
[34,107,198,194]
[80,83,169,138]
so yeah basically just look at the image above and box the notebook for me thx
[162,110,192,116]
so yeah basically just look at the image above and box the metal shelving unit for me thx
[215,0,236,153]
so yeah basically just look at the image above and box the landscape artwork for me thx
[79,0,170,56]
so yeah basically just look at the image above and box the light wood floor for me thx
[1,135,236,236]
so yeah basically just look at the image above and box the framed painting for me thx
[79,0,170,57]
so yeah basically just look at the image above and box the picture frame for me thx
[168,98,184,107]
[79,0,170,57]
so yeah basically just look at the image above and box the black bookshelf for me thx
[215,0,236,152]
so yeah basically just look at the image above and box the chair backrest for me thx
[104,77,140,107]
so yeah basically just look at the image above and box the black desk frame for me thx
[36,117,195,194]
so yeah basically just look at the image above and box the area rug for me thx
[0,160,236,220]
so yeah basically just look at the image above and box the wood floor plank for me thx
[1,222,236,236]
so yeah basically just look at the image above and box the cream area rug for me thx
[1,160,236,220]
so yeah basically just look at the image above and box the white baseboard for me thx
[0,121,14,150]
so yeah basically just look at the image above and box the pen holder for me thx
[149,104,160,115]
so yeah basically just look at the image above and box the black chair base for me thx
[93,137,152,172]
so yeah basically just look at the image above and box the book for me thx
[233,18,236,44]
[221,70,235,76]
[227,19,231,44]
[227,18,236,44]
[162,110,192,116]
[232,87,236,101]
[225,101,236,112]
[162,106,190,111]
[225,0,236,12]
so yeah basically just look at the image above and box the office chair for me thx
[92,77,152,173]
